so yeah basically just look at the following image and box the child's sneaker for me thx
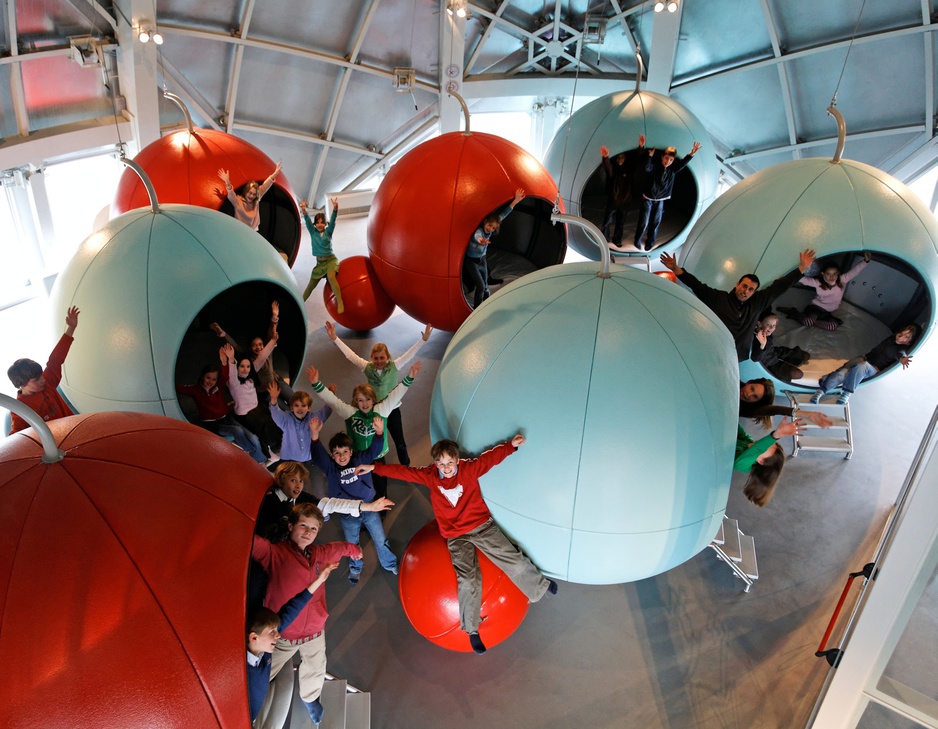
[810,389,824,404]
[348,572,360,585]
[836,393,850,405]
[468,632,487,655]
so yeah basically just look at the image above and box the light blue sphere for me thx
[681,157,938,391]
[430,262,739,585]
[49,205,306,419]
[543,90,718,259]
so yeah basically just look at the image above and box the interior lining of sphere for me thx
[578,145,698,253]
[754,251,930,387]
[174,281,305,423]
[217,185,299,267]
[460,197,567,309]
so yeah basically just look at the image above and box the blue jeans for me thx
[819,358,878,394]
[205,417,266,463]
[462,255,488,308]
[339,510,397,574]
[634,197,665,249]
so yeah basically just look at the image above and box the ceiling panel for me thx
[673,0,774,79]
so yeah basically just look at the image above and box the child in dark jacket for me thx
[308,415,397,584]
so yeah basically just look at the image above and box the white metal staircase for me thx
[256,665,370,729]
[708,515,759,592]
[786,391,854,459]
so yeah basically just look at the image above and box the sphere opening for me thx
[579,146,698,253]
[755,251,930,386]
[218,185,300,266]
[461,196,567,308]
[174,281,305,423]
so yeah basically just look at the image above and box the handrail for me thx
[814,563,874,665]
[550,212,611,278]
[0,393,65,463]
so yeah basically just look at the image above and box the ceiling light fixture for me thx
[137,22,163,44]
[447,0,468,18]
[654,1,665,11]
[667,1,678,12]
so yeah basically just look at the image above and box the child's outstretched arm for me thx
[306,365,356,418]
[308,416,323,442]
[253,329,278,371]
[257,162,282,198]
[325,321,369,371]
[210,322,241,352]
[306,560,338,595]
[373,416,385,437]
[509,188,525,209]
[268,300,280,342]
[394,323,433,369]
[64,306,80,337]
[218,168,237,204]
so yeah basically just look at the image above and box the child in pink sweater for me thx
[783,252,871,331]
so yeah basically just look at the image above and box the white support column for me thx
[114,0,161,151]
[532,97,566,158]
[645,4,683,94]
[439,2,467,134]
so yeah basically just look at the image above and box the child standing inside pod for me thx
[355,433,558,655]
[463,188,526,309]
[633,134,702,251]
[735,417,804,506]
[217,162,281,231]
[324,320,432,466]
[599,145,631,247]
[780,251,872,330]
[222,341,282,463]
[301,197,344,313]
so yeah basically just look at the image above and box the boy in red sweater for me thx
[7,306,79,434]
[251,502,362,725]
[357,433,557,654]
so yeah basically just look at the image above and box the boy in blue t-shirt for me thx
[308,415,398,584]
[246,562,338,722]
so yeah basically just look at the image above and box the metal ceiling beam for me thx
[223,0,257,134]
[159,56,223,131]
[758,0,799,156]
[0,47,71,66]
[461,75,633,98]
[307,0,383,205]
[886,133,938,183]
[673,23,936,90]
[5,0,30,137]
[606,1,641,55]
[724,123,927,164]
[232,121,384,159]
[62,0,118,33]
[0,116,131,170]
[465,0,511,75]
[645,0,682,93]
[159,24,438,93]
[343,115,440,191]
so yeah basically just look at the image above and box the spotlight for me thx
[654,1,665,11]
[138,28,150,43]
[456,5,466,17]
[152,31,164,45]
[667,1,678,11]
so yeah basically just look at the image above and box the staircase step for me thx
[319,679,349,729]
[802,416,849,429]
[796,435,852,451]
[712,519,725,545]
[738,534,759,579]
[345,692,371,729]
[722,518,742,562]
[256,663,294,729]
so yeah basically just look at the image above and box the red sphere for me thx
[655,270,678,283]
[323,255,396,331]
[111,128,301,265]
[367,132,565,332]
[398,521,529,652]
[0,412,271,728]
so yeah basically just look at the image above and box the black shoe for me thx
[547,579,558,595]
[349,572,360,585]
[468,632,487,654]
[487,276,504,285]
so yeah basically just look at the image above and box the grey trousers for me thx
[446,518,550,633]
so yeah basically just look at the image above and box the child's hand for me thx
[660,252,680,273]
[408,361,422,379]
[364,497,394,512]
[512,188,525,206]
[799,248,817,273]
[755,330,767,348]
[309,417,323,439]
[325,321,337,340]
[774,417,803,439]
[511,433,525,448]
[690,141,702,155]
[210,322,225,338]
[901,355,912,369]
[299,199,308,214]
[271,300,279,318]
[306,365,320,383]
[218,346,228,364]
[353,464,375,476]
[217,168,230,185]
[804,410,834,428]
[350,546,364,560]
[330,197,339,211]
[327,383,338,394]
[373,416,384,436]
[223,343,235,359]
[863,251,873,262]
[638,133,646,147]
[267,381,280,400]
[600,145,610,157]
[64,306,80,330]
[422,323,433,341]
[311,561,339,589]
[271,161,282,178]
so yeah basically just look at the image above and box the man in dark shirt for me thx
[634,134,701,250]
[812,324,918,405]
[660,248,817,361]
